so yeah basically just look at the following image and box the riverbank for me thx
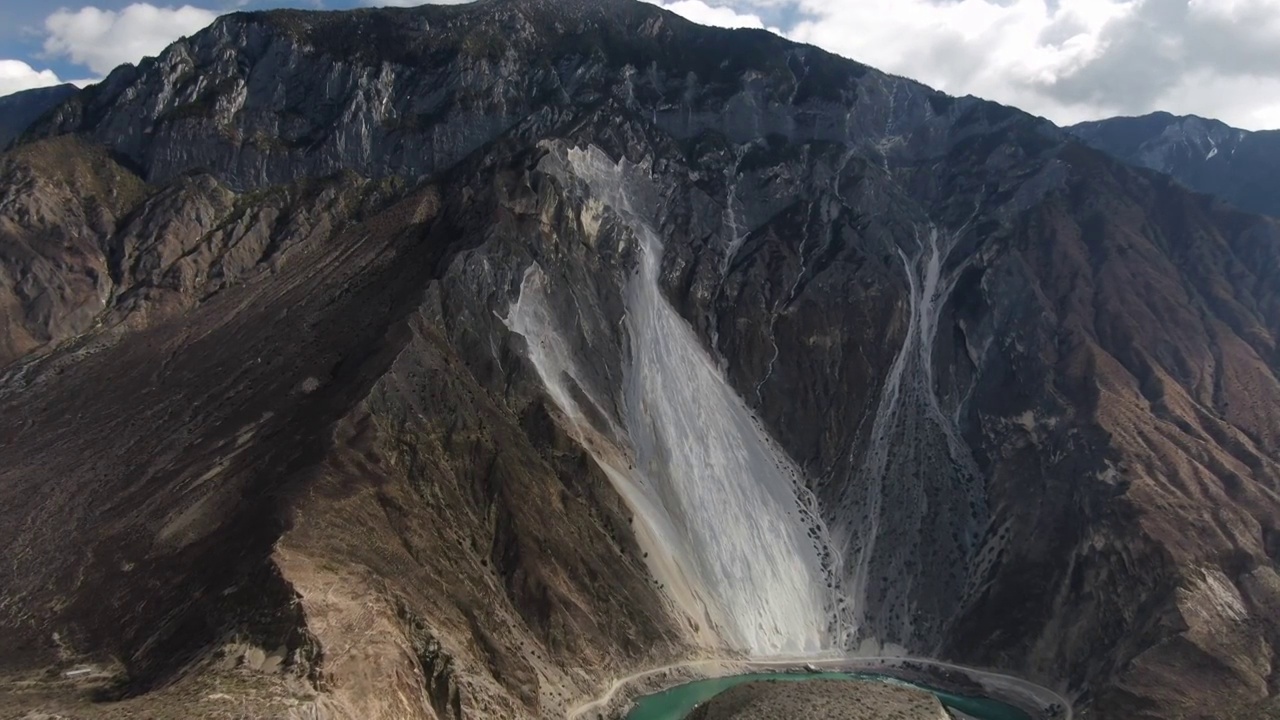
[567,656,1072,720]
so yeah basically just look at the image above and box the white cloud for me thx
[626,0,1278,130]
[13,0,1280,131]
[751,0,1280,130]
[0,60,63,97]
[43,4,219,77]
[642,0,769,30]
[1154,72,1280,132]
[781,0,1140,125]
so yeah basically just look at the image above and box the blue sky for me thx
[3,0,1280,131]
[0,0,344,84]
[0,0,800,91]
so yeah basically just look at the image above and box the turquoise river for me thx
[625,672,1033,720]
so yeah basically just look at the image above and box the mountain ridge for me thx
[0,83,78,150]
[1069,111,1280,217]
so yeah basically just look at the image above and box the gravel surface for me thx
[687,679,948,720]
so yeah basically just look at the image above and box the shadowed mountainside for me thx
[0,83,77,149]
[1069,112,1280,218]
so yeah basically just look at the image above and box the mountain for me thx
[1069,112,1280,217]
[4,1,1280,718]
[0,83,78,149]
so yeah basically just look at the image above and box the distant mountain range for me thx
[0,84,78,150]
[1070,112,1280,217]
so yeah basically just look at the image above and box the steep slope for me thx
[0,126,683,719]
[0,137,148,366]
[0,83,77,149]
[1069,112,1280,217]
[4,1,1280,719]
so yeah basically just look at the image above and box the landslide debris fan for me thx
[507,146,844,657]
[504,145,985,658]
[836,221,986,649]
[3,0,1280,718]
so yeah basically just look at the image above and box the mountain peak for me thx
[21,0,900,189]
[1069,110,1280,216]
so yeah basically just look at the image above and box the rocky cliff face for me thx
[1069,112,1280,217]
[4,1,1280,719]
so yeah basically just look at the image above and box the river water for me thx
[625,672,1032,720]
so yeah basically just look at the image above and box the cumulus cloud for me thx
[643,0,1280,130]
[643,0,769,29]
[13,0,1280,130]
[43,4,219,76]
[0,60,63,96]
[779,0,1140,125]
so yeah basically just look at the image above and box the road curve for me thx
[566,655,1072,720]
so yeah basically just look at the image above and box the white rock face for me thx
[508,145,842,657]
